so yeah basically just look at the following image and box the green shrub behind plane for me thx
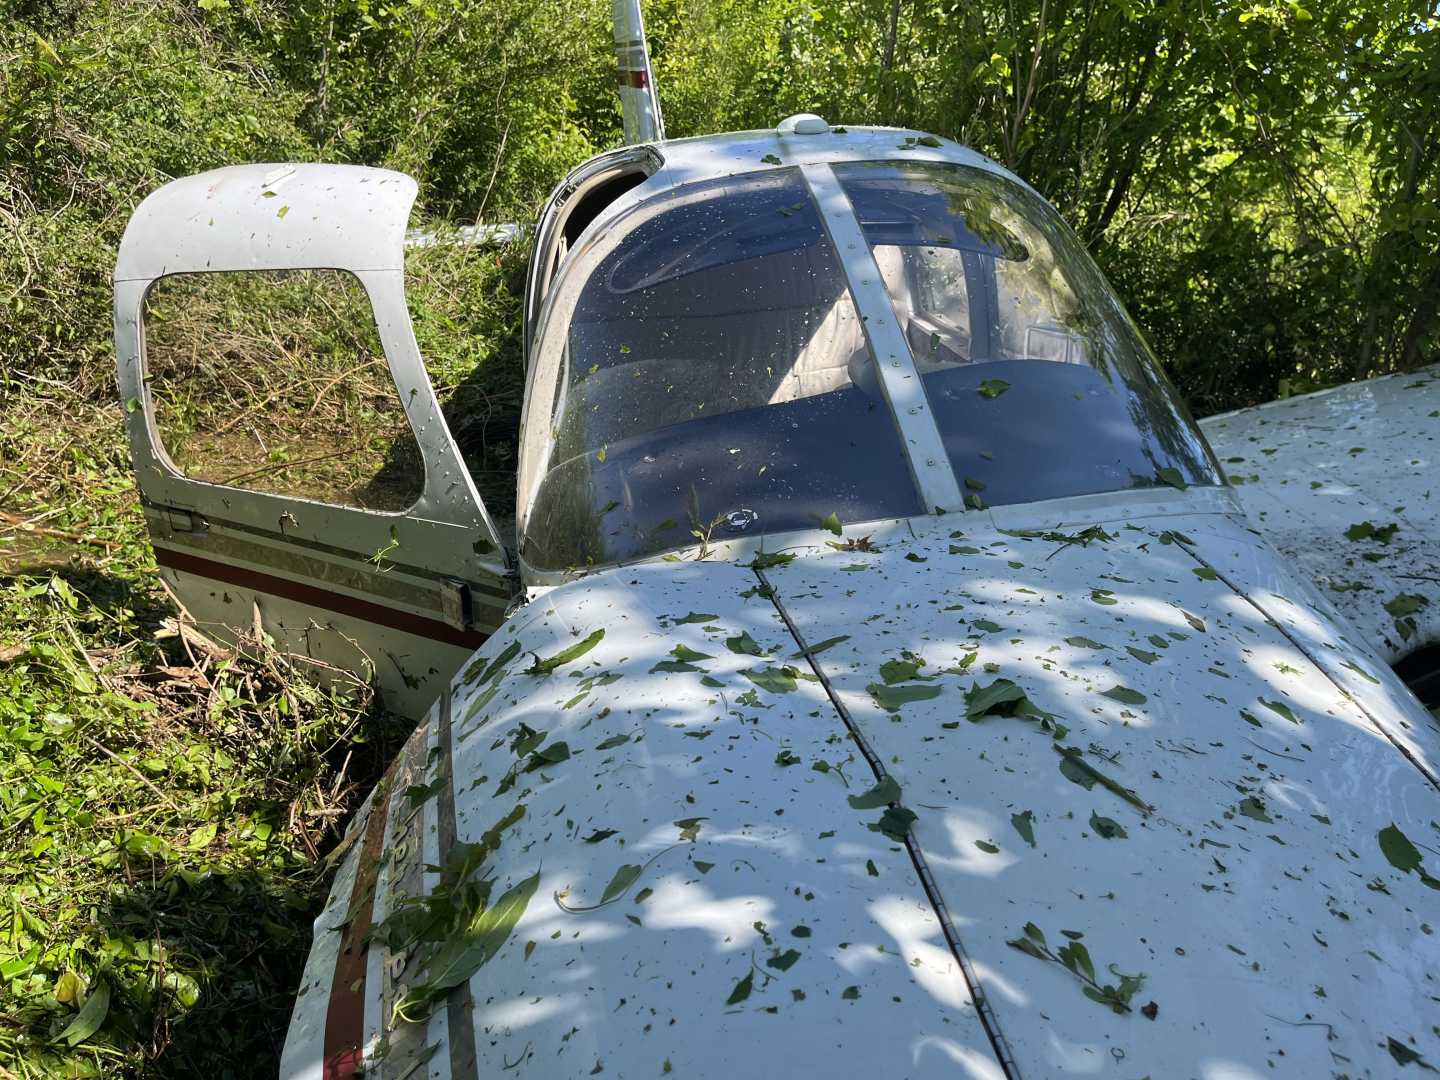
[113,1,1440,1075]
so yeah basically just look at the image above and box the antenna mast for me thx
[613,0,665,143]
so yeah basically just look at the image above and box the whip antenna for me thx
[613,0,665,143]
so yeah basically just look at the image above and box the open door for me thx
[114,164,513,718]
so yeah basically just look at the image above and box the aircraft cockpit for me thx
[519,140,1220,571]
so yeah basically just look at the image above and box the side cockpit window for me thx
[521,168,923,570]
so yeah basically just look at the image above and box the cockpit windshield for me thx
[520,168,923,569]
[519,158,1219,572]
[832,160,1218,505]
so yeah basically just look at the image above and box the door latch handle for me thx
[440,578,473,631]
[161,505,208,534]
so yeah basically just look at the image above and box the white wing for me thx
[1201,364,1440,667]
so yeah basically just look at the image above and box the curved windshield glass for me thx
[835,161,1219,505]
[521,168,923,570]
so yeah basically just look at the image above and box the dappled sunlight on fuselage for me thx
[377,493,1440,1077]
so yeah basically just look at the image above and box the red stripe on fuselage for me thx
[322,792,392,1079]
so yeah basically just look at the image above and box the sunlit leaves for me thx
[1088,811,1127,839]
[525,629,603,675]
[847,776,900,809]
[867,682,942,711]
[1011,809,1037,847]
[1099,685,1146,706]
[396,871,540,1018]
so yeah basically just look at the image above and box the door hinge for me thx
[440,578,473,631]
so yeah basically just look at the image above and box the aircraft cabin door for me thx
[113,164,513,718]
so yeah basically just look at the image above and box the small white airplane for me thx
[113,1,1440,1076]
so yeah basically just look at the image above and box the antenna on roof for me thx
[613,0,665,144]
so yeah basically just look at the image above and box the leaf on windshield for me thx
[965,678,1027,719]
[461,639,522,687]
[1385,593,1429,618]
[879,655,927,684]
[1387,1037,1430,1068]
[1379,823,1423,873]
[1089,811,1127,839]
[650,642,711,676]
[727,970,755,1004]
[397,871,539,1017]
[523,741,570,772]
[819,512,842,536]
[744,667,797,693]
[789,634,849,660]
[1156,467,1187,490]
[1055,745,1152,814]
[672,612,719,624]
[526,630,604,676]
[1237,797,1271,823]
[870,805,918,842]
[978,379,1010,399]
[674,817,706,842]
[1346,521,1399,543]
[1258,698,1299,724]
[601,864,644,904]
[1066,636,1106,650]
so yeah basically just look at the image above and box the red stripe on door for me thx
[154,545,489,650]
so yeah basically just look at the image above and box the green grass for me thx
[0,386,410,1077]
[0,242,527,1077]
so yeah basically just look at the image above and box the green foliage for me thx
[648,0,1439,400]
[0,559,406,1076]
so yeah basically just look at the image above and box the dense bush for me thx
[3,0,1437,408]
